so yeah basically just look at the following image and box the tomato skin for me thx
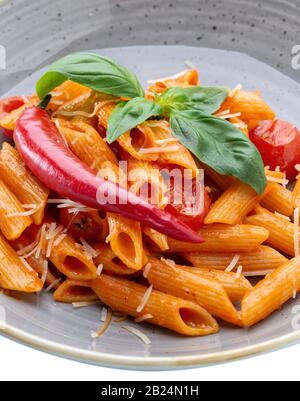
[0,96,26,138]
[59,208,104,242]
[165,184,211,231]
[250,120,300,180]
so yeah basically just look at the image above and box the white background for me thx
[1,336,300,381]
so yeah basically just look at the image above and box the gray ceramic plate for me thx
[0,0,300,370]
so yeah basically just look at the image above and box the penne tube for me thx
[27,222,98,281]
[127,157,167,208]
[53,279,98,303]
[242,256,300,327]
[0,179,32,240]
[293,177,300,209]
[204,181,265,225]
[142,226,170,251]
[139,120,198,176]
[219,90,276,125]
[0,233,42,292]
[183,245,288,272]
[166,224,269,253]
[89,274,219,336]
[146,257,241,326]
[174,265,252,301]
[147,68,199,93]
[93,243,137,276]
[261,182,293,217]
[0,143,49,225]
[107,214,147,271]
[55,118,118,170]
[245,206,299,256]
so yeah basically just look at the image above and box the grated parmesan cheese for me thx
[274,212,291,221]
[136,285,153,313]
[44,278,62,293]
[72,300,100,308]
[243,270,274,277]
[229,83,243,97]
[96,264,104,276]
[19,257,34,272]
[91,307,113,338]
[147,69,190,84]
[121,326,151,345]
[139,145,180,154]
[235,265,243,279]
[135,314,154,323]
[160,257,176,268]
[225,254,240,272]
[143,263,152,279]
[80,238,100,259]
[294,207,300,257]
[266,176,289,186]
[41,260,48,285]
[218,112,242,119]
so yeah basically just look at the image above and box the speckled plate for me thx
[0,0,300,370]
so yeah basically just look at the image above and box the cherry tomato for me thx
[165,178,211,231]
[59,208,105,242]
[0,96,26,138]
[250,120,300,180]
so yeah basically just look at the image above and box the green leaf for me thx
[36,52,144,99]
[107,97,163,144]
[170,110,267,194]
[158,86,229,115]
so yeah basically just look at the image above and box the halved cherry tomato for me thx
[0,96,26,138]
[165,178,211,231]
[250,119,300,180]
[59,208,107,242]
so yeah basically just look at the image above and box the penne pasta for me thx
[53,279,98,303]
[166,224,269,253]
[242,256,300,327]
[146,257,241,326]
[293,176,300,209]
[55,118,118,169]
[147,69,199,93]
[107,214,147,271]
[204,180,265,225]
[174,265,252,302]
[142,226,170,252]
[183,245,288,273]
[0,179,32,240]
[245,206,299,256]
[261,182,293,217]
[0,233,42,292]
[89,274,219,336]
[0,143,49,225]
[93,243,137,276]
[219,90,276,125]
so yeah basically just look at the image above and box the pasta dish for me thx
[0,52,299,343]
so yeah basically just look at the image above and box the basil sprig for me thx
[170,110,267,194]
[36,52,267,194]
[36,53,144,100]
[107,98,162,144]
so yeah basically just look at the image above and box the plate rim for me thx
[2,322,300,370]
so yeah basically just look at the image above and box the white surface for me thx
[1,336,300,381]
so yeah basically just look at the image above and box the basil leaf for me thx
[159,86,229,115]
[170,110,266,194]
[36,52,144,99]
[107,97,163,144]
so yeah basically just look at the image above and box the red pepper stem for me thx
[38,94,52,110]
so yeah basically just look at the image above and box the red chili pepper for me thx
[0,96,26,138]
[14,106,203,243]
